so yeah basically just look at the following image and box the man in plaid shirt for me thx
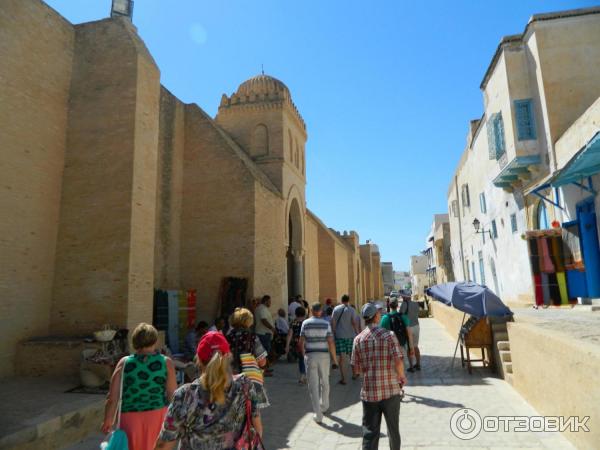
[351,303,407,450]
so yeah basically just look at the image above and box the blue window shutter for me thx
[479,193,487,214]
[494,113,505,158]
[515,99,536,140]
[487,115,497,160]
[491,220,498,238]
[511,214,518,233]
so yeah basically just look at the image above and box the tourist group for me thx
[101,294,422,450]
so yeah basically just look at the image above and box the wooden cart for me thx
[459,317,493,374]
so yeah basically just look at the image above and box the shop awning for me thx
[492,154,542,189]
[551,132,600,187]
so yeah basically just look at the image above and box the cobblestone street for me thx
[71,318,575,449]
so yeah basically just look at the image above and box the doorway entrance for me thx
[577,197,600,298]
[286,199,304,299]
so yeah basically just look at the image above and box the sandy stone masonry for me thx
[0,0,387,378]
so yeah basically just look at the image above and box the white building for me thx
[447,7,600,307]
[410,255,428,300]
[394,271,411,291]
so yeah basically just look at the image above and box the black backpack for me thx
[388,313,408,346]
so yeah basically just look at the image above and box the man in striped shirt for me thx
[352,303,407,450]
[299,303,339,423]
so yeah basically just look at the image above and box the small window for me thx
[510,213,518,233]
[471,261,477,284]
[514,99,536,141]
[461,184,471,208]
[479,193,487,214]
[451,200,458,218]
[491,219,498,239]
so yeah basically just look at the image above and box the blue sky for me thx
[46,0,595,270]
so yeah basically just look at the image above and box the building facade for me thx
[0,0,385,377]
[381,262,394,295]
[394,271,411,292]
[447,7,600,307]
[423,214,454,287]
[410,255,428,300]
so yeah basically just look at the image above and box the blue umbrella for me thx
[427,282,512,369]
[426,282,513,318]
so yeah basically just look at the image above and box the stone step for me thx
[505,373,514,385]
[497,340,510,351]
[491,323,507,332]
[504,362,513,374]
[499,350,512,363]
[494,331,509,342]
[0,378,104,450]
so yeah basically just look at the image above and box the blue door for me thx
[577,198,600,298]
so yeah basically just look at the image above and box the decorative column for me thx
[292,249,305,298]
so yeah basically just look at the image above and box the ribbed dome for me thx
[236,74,290,98]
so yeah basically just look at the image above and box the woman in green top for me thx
[102,323,177,450]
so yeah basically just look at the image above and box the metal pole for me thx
[451,312,467,369]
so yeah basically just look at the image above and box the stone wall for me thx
[180,105,256,320]
[154,88,185,290]
[304,213,320,302]
[317,221,337,301]
[51,18,159,334]
[0,0,74,376]
[253,182,286,311]
[508,320,600,449]
[334,239,350,301]
[360,245,373,300]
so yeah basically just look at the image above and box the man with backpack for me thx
[400,294,421,371]
[381,298,415,371]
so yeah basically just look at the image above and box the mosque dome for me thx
[235,74,290,99]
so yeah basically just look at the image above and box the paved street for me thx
[70,318,574,449]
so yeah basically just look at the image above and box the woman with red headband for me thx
[155,331,264,449]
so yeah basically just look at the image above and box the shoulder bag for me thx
[100,357,130,450]
[234,381,265,450]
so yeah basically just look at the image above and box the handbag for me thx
[240,352,263,385]
[234,382,264,450]
[100,358,130,450]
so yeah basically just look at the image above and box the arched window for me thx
[250,124,268,157]
[300,147,305,174]
[536,201,549,230]
[288,130,293,161]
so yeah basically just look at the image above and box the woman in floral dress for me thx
[155,331,264,450]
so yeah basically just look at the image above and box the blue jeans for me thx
[257,333,272,353]
[298,355,306,374]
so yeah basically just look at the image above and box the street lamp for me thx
[473,218,492,239]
